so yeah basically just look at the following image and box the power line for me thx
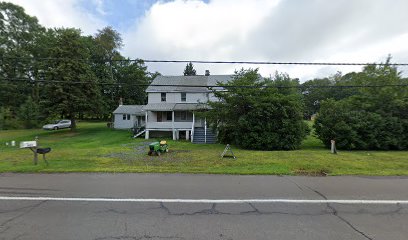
[1,77,408,89]
[1,56,408,66]
[141,60,408,66]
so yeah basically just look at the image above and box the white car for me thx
[43,120,72,130]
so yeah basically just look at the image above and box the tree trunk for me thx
[70,117,76,131]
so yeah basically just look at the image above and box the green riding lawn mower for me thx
[148,141,169,156]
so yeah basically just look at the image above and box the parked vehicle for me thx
[148,141,169,156]
[43,120,72,130]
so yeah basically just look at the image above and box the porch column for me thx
[204,117,207,143]
[145,130,149,139]
[172,111,176,140]
[186,130,190,140]
[145,111,149,139]
[191,112,195,142]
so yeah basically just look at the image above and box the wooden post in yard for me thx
[34,136,39,164]
[331,140,337,154]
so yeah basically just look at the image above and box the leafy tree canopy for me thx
[0,3,156,129]
[42,28,103,130]
[314,57,408,150]
[204,69,309,150]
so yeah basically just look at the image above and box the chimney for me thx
[205,70,210,76]
[119,97,123,106]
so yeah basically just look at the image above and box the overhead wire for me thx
[1,77,407,89]
[1,56,408,66]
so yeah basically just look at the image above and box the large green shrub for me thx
[314,100,407,150]
[205,69,309,150]
[314,60,408,150]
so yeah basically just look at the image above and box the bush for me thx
[0,107,23,130]
[314,60,408,150]
[205,69,309,150]
[315,100,408,150]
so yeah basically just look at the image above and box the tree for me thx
[301,71,369,119]
[88,26,152,118]
[204,69,309,150]
[302,77,334,119]
[0,2,46,113]
[183,62,196,76]
[42,28,103,130]
[114,59,150,105]
[314,58,408,150]
[17,96,40,129]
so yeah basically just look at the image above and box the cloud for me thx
[6,0,408,80]
[123,0,280,75]
[123,0,408,80]
[8,0,107,35]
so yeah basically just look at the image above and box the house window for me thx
[157,112,162,122]
[127,114,130,120]
[122,114,126,120]
[161,93,166,102]
[123,114,130,120]
[181,92,186,102]
[166,112,172,121]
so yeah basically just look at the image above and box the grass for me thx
[0,122,407,175]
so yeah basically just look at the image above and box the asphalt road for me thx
[0,173,407,240]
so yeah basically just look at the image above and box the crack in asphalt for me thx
[97,208,128,215]
[159,202,331,217]
[308,187,374,240]
[247,203,261,214]
[159,202,228,216]
[284,176,305,191]
[0,200,46,234]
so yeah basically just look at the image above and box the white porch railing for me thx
[147,122,192,129]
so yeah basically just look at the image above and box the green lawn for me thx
[0,122,407,175]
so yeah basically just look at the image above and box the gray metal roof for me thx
[143,103,176,111]
[113,105,145,115]
[143,103,209,111]
[173,103,209,111]
[146,75,234,93]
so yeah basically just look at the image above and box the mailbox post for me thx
[19,140,38,165]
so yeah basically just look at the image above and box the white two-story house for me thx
[143,72,233,143]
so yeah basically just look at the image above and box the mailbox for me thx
[20,141,37,148]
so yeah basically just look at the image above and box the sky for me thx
[8,0,408,81]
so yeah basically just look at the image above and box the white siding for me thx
[186,93,207,103]
[114,114,137,129]
[148,93,162,103]
[148,92,209,103]
[147,111,156,122]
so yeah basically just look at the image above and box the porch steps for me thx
[193,127,216,144]
[133,129,146,138]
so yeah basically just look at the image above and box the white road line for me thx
[0,196,407,204]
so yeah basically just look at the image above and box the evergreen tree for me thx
[183,62,196,76]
